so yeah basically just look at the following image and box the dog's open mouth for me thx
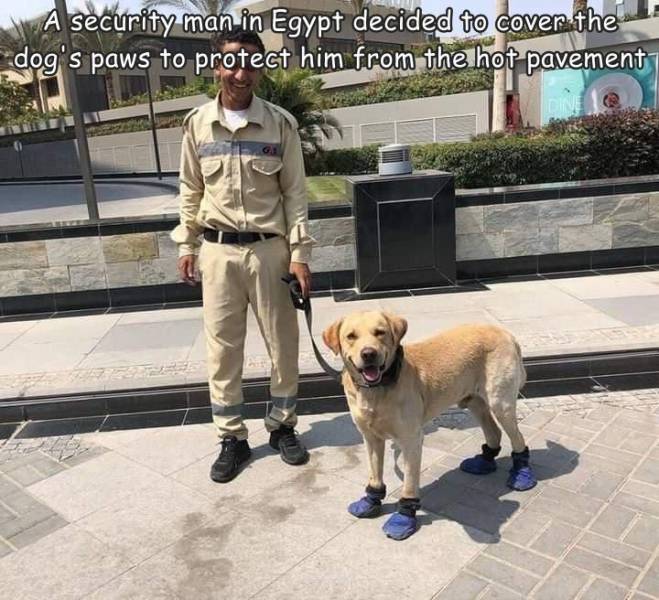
[360,365,384,385]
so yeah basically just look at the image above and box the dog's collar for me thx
[353,346,405,389]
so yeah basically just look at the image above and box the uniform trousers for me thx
[199,235,299,440]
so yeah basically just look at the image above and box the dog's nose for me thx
[361,347,378,364]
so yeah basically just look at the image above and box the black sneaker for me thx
[269,425,309,465]
[210,436,251,483]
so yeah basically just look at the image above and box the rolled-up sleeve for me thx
[170,121,204,257]
[279,121,313,264]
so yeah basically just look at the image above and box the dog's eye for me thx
[346,332,357,341]
[374,329,386,337]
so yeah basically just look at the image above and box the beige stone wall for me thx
[0,218,355,298]
[1,190,657,298]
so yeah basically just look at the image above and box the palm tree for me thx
[142,0,237,13]
[73,1,160,106]
[350,0,371,46]
[573,0,588,16]
[0,18,59,114]
[492,0,508,132]
[258,69,342,156]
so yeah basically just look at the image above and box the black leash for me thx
[282,275,343,382]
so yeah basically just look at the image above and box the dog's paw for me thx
[382,512,418,540]
[507,466,537,491]
[460,454,497,475]
[348,496,382,518]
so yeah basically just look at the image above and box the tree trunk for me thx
[105,71,116,106]
[492,0,508,133]
[353,1,366,46]
[31,68,45,114]
[573,0,588,16]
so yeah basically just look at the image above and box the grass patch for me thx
[306,175,347,203]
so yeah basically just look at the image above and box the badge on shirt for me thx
[262,145,279,156]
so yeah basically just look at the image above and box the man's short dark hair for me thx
[212,25,265,54]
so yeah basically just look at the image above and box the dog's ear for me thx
[322,318,343,355]
[384,312,408,346]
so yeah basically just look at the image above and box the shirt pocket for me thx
[250,158,283,176]
[200,158,224,189]
[247,158,283,200]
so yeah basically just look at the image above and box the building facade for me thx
[603,0,650,18]
[1,0,425,114]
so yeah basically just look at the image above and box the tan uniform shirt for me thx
[170,94,313,263]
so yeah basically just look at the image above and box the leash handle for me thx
[282,275,343,382]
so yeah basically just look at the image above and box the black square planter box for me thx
[347,171,456,292]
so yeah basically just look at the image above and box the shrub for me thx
[308,109,659,188]
[543,109,659,178]
[411,135,589,188]
[109,78,218,109]
[305,145,379,175]
[326,69,493,109]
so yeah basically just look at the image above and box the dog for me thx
[322,311,536,540]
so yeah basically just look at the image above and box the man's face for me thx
[215,41,262,109]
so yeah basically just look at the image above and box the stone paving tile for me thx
[581,577,630,600]
[589,502,638,538]
[0,398,658,598]
[530,519,581,558]
[532,564,590,600]
[564,547,641,587]
[469,554,541,595]
[432,572,489,599]
[623,514,659,552]
[638,556,659,597]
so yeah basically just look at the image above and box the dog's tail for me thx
[513,337,527,391]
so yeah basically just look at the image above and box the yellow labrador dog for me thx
[322,311,536,540]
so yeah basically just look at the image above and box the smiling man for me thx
[170,26,313,482]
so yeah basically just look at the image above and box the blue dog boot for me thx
[383,498,420,541]
[348,484,386,518]
[507,447,537,491]
[460,444,500,475]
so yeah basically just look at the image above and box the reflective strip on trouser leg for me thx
[201,242,250,441]
[267,395,298,431]
[245,237,300,432]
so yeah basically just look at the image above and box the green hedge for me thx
[326,69,493,109]
[308,109,659,188]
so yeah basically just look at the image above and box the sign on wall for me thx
[541,53,658,125]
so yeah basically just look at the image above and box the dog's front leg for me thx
[364,431,385,490]
[383,433,423,541]
[397,433,423,500]
[347,431,386,519]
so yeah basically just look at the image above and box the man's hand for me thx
[178,255,197,286]
[289,262,311,298]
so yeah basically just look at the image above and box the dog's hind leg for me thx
[348,432,386,519]
[459,395,502,475]
[462,394,502,450]
[382,432,423,541]
[488,386,537,492]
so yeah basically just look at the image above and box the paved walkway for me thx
[0,178,179,226]
[1,269,659,399]
[1,269,659,598]
[1,390,658,599]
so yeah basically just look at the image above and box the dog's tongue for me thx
[362,366,380,382]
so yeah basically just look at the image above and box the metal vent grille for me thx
[396,119,434,144]
[361,122,395,146]
[434,115,477,142]
[379,147,410,163]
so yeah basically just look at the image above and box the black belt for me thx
[203,229,278,244]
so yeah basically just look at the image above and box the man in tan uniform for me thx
[171,26,313,482]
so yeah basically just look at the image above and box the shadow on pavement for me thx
[407,440,579,543]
